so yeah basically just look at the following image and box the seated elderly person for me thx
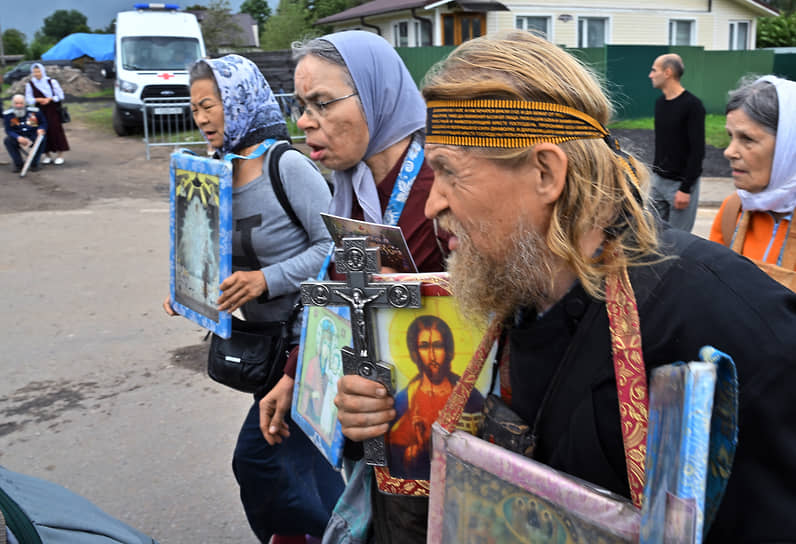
[710,76,796,289]
[4,94,47,173]
[334,31,796,542]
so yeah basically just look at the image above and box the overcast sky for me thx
[2,0,279,42]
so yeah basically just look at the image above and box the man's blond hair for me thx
[422,30,660,300]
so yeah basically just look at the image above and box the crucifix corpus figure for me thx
[300,236,422,465]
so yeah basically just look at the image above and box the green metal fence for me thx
[773,53,796,82]
[396,46,457,87]
[396,44,795,120]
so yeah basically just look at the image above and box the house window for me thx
[393,21,409,47]
[578,17,607,48]
[413,20,432,47]
[729,21,750,50]
[516,16,550,40]
[442,13,486,46]
[669,19,694,46]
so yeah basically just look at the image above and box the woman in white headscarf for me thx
[710,76,796,287]
[25,63,70,165]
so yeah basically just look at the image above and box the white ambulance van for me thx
[112,3,206,136]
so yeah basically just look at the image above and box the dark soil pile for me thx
[612,128,731,178]
[8,66,101,97]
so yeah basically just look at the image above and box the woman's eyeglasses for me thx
[296,92,358,118]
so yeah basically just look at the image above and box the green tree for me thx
[240,0,272,28]
[26,36,56,60]
[306,0,361,33]
[307,0,361,20]
[260,0,315,51]
[39,9,91,42]
[200,0,243,53]
[2,29,28,55]
[95,19,116,34]
[767,0,795,14]
[757,12,796,47]
[310,0,372,34]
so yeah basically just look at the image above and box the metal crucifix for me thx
[300,236,422,466]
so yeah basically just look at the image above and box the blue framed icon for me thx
[169,150,233,338]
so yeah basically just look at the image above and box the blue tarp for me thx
[42,33,114,62]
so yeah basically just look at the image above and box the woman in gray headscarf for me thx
[291,30,446,273]
[25,63,69,164]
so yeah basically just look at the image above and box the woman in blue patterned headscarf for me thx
[191,54,289,155]
[166,54,342,543]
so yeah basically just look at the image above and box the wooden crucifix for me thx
[300,236,422,466]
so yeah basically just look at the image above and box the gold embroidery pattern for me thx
[605,267,648,509]
[374,466,431,496]
[437,319,502,432]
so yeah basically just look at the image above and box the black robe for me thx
[510,227,796,543]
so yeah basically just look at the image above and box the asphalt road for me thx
[1,116,260,542]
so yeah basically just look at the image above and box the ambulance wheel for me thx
[112,106,129,137]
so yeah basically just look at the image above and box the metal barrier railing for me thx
[274,92,305,143]
[142,97,204,160]
[142,94,305,160]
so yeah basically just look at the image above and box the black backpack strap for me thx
[268,141,304,233]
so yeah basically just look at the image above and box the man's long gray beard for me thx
[13,108,26,118]
[439,214,556,325]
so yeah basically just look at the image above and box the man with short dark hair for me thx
[648,53,705,232]
[4,94,47,173]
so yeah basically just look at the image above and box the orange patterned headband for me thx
[425,99,610,148]
[425,98,640,192]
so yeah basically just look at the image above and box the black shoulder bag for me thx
[47,79,70,123]
[207,142,306,395]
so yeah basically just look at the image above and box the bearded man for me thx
[335,31,796,543]
[4,94,47,173]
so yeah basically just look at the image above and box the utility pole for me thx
[0,18,6,68]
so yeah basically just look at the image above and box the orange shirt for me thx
[710,195,794,268]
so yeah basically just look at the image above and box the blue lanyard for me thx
[731,211,794,266]
[775,214,794,266]
[382,134,424,227]
[223,139,277,162]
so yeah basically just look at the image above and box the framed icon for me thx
[169,150,232,338]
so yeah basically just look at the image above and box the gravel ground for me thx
[612,128,731,178]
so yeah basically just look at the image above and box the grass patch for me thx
[608,118,654,130]
[67,102,114,133]
[705,114,729,149]
[82,88,114,99]
[609,114,729,149]
[286,117,305,141]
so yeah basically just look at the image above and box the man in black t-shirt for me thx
[648,53,705,232]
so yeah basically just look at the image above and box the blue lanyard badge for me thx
[223,138,277,162]
[382,135,424,227]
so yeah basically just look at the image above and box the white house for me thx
[316,0,779,50]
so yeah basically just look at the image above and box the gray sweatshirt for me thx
[232,142,332,342]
